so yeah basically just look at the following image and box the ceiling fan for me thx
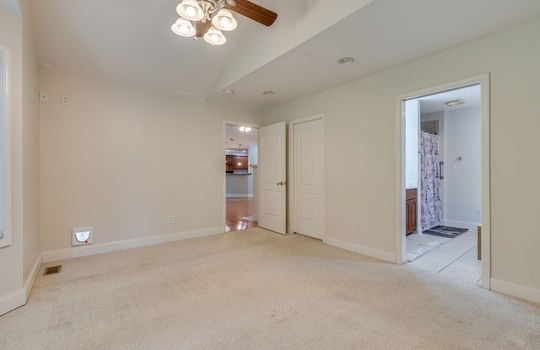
[172,0,278,46]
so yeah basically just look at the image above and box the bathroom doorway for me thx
[398,76,491,289]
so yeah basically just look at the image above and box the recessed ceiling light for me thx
[337,57,355,65]
[262,90,275,95]
[446,99,465,107]
[223,89,235,95]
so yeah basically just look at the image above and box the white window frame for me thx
[0,44,12,249]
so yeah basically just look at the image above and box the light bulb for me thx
[185,6,196,17]
[245,127,252,132]
[220,17,231,28]
[171,18,196,37]
[212,9,238,31]
[204,26,227,46]
[239,126,245,132]
[177,0,204,21]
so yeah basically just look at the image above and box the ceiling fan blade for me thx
[229,0,278,27]
[195,20,212,38]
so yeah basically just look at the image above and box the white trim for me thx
[0,288,25,317]
[288,114,326,240]
[0,45,13,249]
[395,74,492,289]
[491,278,540,305]
[24,253,42,300]
[0,252,41,315]
[324,237,396,263]
[226,194,253,198]
[42,226,224,263]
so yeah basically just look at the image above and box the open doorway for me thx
[224,123,258,232]
[401,82,489,287]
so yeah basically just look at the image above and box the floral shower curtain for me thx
[420,131,442,230]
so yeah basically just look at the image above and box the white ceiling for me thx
[211,0,540,108]
[419,85,481,115]
[30,0,540,109]
[30,0,372,100]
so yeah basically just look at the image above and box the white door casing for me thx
[258,122,287,234]
[292,117,325,239]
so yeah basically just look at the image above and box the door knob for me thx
[276,181,286,186]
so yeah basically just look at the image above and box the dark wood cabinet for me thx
[406,188,417,235]
[225,155,234,173]
[233,156,248,170]
[225,155,248,172]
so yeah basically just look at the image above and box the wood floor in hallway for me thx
[226,197,258,232]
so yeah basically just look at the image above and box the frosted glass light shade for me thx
[177,0,204,21]
[171,18,196,37]
[212,8,238,31]
[204,26,227,46]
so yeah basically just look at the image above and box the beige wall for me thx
[19,0,40,282]
[265,20,540,291]
[39,71,262,251]
[0,5,23,297]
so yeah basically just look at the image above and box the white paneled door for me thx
[258,122,287,234]
[293,118,324,239]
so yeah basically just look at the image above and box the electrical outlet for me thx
[355,223,362,232]
[167,215,175,224]
[39,92,49,103]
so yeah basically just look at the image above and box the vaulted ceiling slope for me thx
[30,0,374,100]
[31,0,540,109]
[213,0,540,108]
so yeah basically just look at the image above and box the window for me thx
[0,46,11,249]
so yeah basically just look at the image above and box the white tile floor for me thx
[407,230,482,285]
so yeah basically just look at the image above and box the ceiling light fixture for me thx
[446,99,465,107]
[173,0,233,46]
[239,126,252,133]
[337,57,355,65]
[171,0,278,46]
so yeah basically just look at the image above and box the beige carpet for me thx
[0,228,538,349]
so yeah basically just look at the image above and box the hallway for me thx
[226,198,258,232]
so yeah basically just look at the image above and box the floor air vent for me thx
[44,265,62,276]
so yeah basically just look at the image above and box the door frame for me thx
[0,45,12,249]
[395,74,491,290]
[222,120,260,231]
[288,114,326,239]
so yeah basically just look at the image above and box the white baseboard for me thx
[323,237,396,263]
[42,226,224,263]
[0,253,43,316]
[443,219,480,231]
[24,253,42,300]
[491,278,540,304]
[226,194,252,198]
[0,288,25,317]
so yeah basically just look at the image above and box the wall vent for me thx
[44,265,62,276]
